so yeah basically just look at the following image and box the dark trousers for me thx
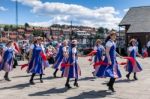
[127,72,136,77]
[147,47,150,57]
[108,78,115,88]
[30,73,43,81]
[66,77,78,85]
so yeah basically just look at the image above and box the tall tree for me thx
[24,23,30,30]
[4,25,9,31]
[96,27,109,39]
[32,30,43,37]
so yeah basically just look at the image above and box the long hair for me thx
[105,36,111,44]
[33,39,37,44]
[6,41,13,46]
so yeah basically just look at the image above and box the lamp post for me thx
[0,28,2,42]
[70,21,73,41]
[16,0,18,41]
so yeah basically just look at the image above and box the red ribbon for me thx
[40,52,47,61]
[87,50,97,56]
[123,57,136,66]
[61,63,71,68]
[20,53,48,70]
[88,58,92,62]
[20,64,28,70]
[119,62,127,65]
[93,61,109,67]
[14,42,20,52]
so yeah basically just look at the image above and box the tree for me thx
[9,25,16,31]
[96,27,109,39]
[4,25,9,31]
[24,23,30,30]
[32,30,43,37]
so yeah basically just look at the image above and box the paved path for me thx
[0,57,150,99]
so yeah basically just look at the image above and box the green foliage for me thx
[96,27,109,39]
[3,25,16,31]
[4,25,10,31]
[24,23,30,28]
[32,30,43,37]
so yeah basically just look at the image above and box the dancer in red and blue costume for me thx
[28,37,49,85]
[53,40,68,77]
[125,39,143,80]
[95,31,122,92]
[63,40,81,89]
[0,41,19,81]
[60,48,69,77]
[92,39,105,75]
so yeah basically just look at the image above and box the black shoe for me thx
[40,79,43,83]
[74,83,79,87]
[30,80,35,85]
[134,76,138,80]
[61,73,63,78]
[126,74,130,80]
[108,86,116,92]
[107,83,110,87]
[4,76,11,81]
[53,73,57,78]
[65,84,72,89]
[92,71,95,76]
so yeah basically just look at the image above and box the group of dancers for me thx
[0,30,143,92]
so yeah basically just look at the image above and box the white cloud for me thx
[0,6,8,11]
[12,0,122,29]
[123,8,129,13]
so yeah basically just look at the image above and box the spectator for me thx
[146,40,150,57]
[142,45,148,58]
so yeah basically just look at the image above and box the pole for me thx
[0,28,1,42]
[16,0,18,41]
[70,20,72,41]
[16,0,18,28]
[118,26,121,54]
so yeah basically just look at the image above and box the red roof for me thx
[10,35,17,39]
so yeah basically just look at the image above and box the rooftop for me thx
[119,6,150,33]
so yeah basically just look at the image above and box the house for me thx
[119,6,150,48]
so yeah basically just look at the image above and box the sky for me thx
[0,0,150,29]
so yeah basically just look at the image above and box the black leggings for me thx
[4,72,9,78]
[66,77,78,85]
[30,73,43,81]
[127,72,136,77]
[108,78,116,87]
